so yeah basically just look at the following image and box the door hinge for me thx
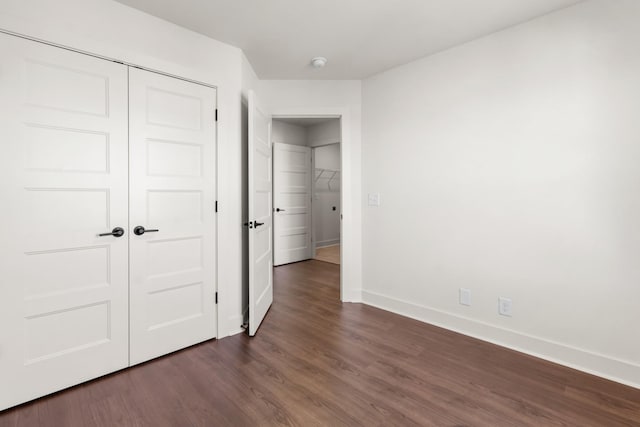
[215,292,218,304]
[215,109,218,122]
[215,200,218,212]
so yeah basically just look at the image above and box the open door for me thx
[247,90,273,336]
[273,143,312,266]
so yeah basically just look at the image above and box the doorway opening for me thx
[272,116,342,280]
[244,93,353,336]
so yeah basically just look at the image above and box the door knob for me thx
[99,227,125,237]
[254,221,265,227]
[133,226,159,236]
[275,208,285,212]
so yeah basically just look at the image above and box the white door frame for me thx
[311,148,316,260]
[272,109,352,302]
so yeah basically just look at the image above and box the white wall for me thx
[361,0,640,387]
[314,144,341,247]
[314,144,340,170]
[0,0,246,338]
[258,80,363,302]
[307,120,341,147]
[272,121,307,146]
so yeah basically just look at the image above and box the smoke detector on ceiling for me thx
[311,57,328,68]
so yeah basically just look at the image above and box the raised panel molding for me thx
[25,59,109,116]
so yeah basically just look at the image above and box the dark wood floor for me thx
[1,260,639,426]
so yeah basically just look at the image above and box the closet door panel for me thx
[0,35,129,411]
[128,68,217,365]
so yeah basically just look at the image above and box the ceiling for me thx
[115,0,583,80]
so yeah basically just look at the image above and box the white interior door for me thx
[273,143,312,266]
[248,90,273,336]
[129,68,217,364]
[0,34,129,410]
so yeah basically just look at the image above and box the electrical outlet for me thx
[498,297,512,317]
[459,288,471,306]
[368,193,380,206]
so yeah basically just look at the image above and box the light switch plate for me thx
[368,193,380,206]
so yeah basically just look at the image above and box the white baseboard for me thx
[316,239,340,248]
[342,288,362,303]
[362,290,640,389]
[225,326,245,337]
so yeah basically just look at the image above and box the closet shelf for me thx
[315,168,340,190]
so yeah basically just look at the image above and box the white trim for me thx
[342,289,363,303]
[311,148,317,260]
[362,290,640,389]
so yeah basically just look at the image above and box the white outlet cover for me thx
[368,193,381,206]
[459,288,471,306]
[499,297,512,317]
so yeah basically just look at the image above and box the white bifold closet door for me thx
[0,34,129,410]
[128,68,217,365]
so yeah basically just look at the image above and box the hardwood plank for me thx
[313,245,340,265]
[1,259,639,426]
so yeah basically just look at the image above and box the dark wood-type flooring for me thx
[1,260,639,426]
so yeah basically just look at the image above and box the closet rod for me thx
[315,168,340,190]
[315,168,340,182]
[0,28,218,90]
